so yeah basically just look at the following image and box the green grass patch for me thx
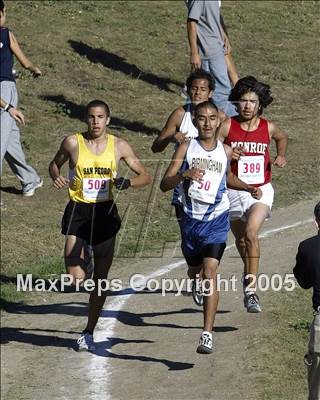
[1,256,64,305]
[251,287,312,400]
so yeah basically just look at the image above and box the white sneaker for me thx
[77,332,95,351]
[22,178,43,197]
[197,331,213,354]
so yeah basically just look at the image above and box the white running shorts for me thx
[228,182,274,221]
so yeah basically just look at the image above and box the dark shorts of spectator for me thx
[61,200,121,245]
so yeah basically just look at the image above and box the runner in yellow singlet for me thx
[49,99,151,351]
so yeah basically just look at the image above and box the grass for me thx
[251,287,312,400]
[0,0,320,398]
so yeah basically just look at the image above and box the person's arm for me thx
[187,18,201,70]
[218,119,244,160]
[186,0,203,69]
[0,98,8,109]
[9,31,42,77]
[48,136,75,189]
[219,14,231,55]
[217,118,231,142]
[151,108,185,153]
[268,121,288,167]
[224,52,239,87]
[218,110,227,124]
[1,98,25,124]
[115,138,152,190]
[160,142,204,192]
[220,14,229,38]
[220,11,239,85]
[226,167,262,198]
[293,244,312,289]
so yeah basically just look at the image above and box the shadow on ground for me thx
[0,186,22,195]
[68,40,183,94]
[1,327,194,370]
[40,94,160,136]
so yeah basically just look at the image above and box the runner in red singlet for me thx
[218,76,288,313]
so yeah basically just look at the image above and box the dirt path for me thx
[1,198,317,400]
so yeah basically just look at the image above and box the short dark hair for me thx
[85,100,110,117]
[186,69,215,94]
[314,201,320,222]
[0,1,5,13]
[194,100,218,120]
[229,76,273,115]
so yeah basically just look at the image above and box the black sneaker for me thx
[244,293,262,313]
[192,279,203,306]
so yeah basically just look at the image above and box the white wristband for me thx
[4,103,13,112]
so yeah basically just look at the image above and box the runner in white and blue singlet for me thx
[160,101,261,355]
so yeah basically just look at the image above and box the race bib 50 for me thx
[188,171,221,204]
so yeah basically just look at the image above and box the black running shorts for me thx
[185,243,226,267]
[61,200,121,245]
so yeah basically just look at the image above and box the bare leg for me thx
[64,235,86,283]
[244,203,270,290]
[195,257,220,353]
[202,257,220,332]
[230,218,248,278]
[231,203,269,290]
[187,265,202,280]
[85,236,115,333]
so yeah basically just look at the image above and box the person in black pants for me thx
[293,201,320,400]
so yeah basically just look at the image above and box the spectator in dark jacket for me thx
[293,201,320,400]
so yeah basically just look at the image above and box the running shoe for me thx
[192,279,203,306]
[244,293,262,313]
[197,331,213,354]
[22,178,43,197]
[77,332,95,351]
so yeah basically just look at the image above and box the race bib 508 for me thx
[83,178,111,201]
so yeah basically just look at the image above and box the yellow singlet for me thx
[68,133,117,203]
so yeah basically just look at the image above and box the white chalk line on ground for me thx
[87,217,313,400]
